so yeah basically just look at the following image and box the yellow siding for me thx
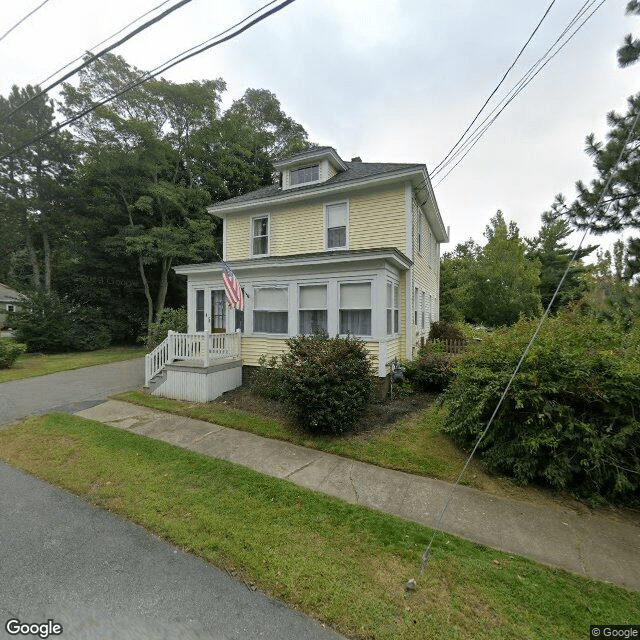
[241,337,289,367]
[224,184,407,260]
[270,202,324,256]
[226,216,250,261]
[327,164,338,179]
[349,186,405,251]
[364,341,379,373]
[386,337,401,363]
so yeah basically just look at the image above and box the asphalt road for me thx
[0,358,145,425]
[0,461,343,640]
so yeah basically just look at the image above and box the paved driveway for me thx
[0,461,342,640]
[0,358,144,425]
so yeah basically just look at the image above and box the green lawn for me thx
[0,413,636,640]
[0,346,146,382]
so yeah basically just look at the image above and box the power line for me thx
[0,0,297,161]
[431,0,558,176]
[419,103,640,576]
[3,0,195,122]
[34,0,174,89]
[431,0,606,188]
[0,0,51,45]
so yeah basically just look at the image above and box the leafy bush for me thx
[143,307,188,351]
[252,355,287,400]
[441,312,640,506]
[403,348,454,392]
[276,331,374,435]
[428,320,466,342]
[0,340,27,368]
[12,291,111,353]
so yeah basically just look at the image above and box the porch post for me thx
[204,333,210,367]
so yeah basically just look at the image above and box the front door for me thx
[211,290,226,333]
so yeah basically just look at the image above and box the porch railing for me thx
[144,331,241,386]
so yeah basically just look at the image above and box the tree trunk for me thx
[24,228,42,291]
[138,254,154,337]
[42,229,52,292]
[154,256,172,323]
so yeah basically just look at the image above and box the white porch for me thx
[144,331,242,402]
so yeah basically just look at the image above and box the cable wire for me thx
[431,0,558,176]
[34,0,173,89]
[419,103,640,576]
[3,0,195,121]
[0,0,51,45]
[0,0,297,161]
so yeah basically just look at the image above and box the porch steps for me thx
[144,368,167,394]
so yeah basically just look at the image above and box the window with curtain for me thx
[253,287,288,334]
[299,284,327,334]
[326,202,348,249]
[195,289,204,332]
[252,216,269,256]
[339,282,371,335]
[386,282,399,335]
[290,164,319,186]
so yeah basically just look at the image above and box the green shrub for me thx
[403,349,454,392]
[0,340,27,368]
[143,308,187,351]
[278,331,374,435]
[12,291,111,353]
[441,312,640,506]
[252,355,287,400]
[428,320,466,342]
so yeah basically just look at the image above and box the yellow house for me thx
[146,147,448,400]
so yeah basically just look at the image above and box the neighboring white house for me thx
[146,146,448,401]
[0,283,23,329]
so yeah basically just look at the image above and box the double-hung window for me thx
[414,287,419,325]
[195,289,205,332]
[7,304,15,313]
[290,164,319,186]
[253,287,288,334]
[421,291,426,331]
[299,284,327,334]
[339,282,371,336]
[252,216,269,256]
[326,202,348,249]
[386,282,399,335]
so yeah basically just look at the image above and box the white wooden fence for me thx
[145,331,241,386]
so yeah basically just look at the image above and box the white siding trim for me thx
[404,182,413,260]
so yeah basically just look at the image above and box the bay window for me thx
[386,282,399,335]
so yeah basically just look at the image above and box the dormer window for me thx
[290,164,319,186]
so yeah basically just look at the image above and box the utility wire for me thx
[431,0,558,176]
[430,0,605,187]
[419,104,640,576]
[431,0,606,188]
[3,0,195,121]
[0,0,297,161]
[0,0,51,45]
[34,0,173,89]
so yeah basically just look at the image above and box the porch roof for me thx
[173,247,412,276]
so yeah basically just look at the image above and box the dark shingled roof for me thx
[210,160,424,209]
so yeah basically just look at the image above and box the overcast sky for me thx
[1,0,637,254]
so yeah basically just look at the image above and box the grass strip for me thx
[117,391,471,483]
[0,413,637,640]
[0,346,146,382]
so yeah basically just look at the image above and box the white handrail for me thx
[145,332,241,385]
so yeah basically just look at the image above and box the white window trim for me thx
[287,164,321,188]
[324,199,349,251]
[338,279,373,338]
[6,304,15,312]
[252,285,289,336]
[250,213,270,258]
[386,280,399,336]
[417,213,423,256]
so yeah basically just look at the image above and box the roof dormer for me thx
[274,147,347,190]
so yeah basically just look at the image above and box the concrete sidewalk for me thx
[76,400,640,592]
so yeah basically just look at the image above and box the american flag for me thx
[222,264,243,311]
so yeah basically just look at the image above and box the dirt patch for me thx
[213,384,433,436]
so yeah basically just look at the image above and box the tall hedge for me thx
[441,312,640,506]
